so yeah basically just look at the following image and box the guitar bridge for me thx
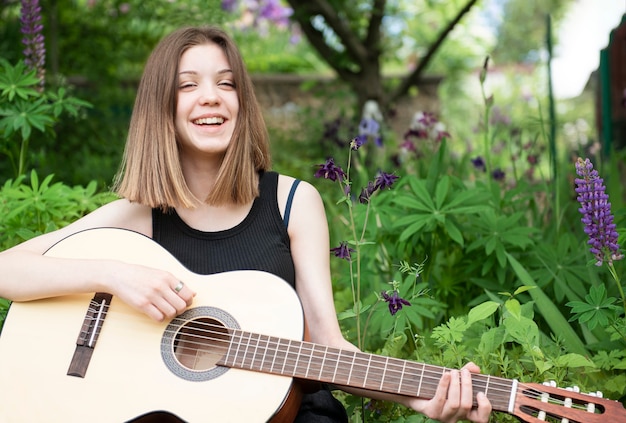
[67,292,112,378]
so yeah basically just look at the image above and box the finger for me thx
[153,296,179,320]
[462,361,481,374]
[447,369,462,408]
[467,391,492,423]
[459,368,474,410]
[429,370,452,415]
[145,303,165,322]
[171,281,195,306]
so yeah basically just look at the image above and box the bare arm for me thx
[0,199,194,321]
[285,179,491,423]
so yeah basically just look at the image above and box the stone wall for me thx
[250,73,443,138]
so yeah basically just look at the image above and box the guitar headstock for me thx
[512,381,626,423]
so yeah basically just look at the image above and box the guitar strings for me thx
[77,306,601,413]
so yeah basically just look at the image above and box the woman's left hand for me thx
[406,362,492,423]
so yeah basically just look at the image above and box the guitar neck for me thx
[217,328,515,413]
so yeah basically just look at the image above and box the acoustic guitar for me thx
[0,228,623,422]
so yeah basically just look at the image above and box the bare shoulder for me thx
[277,175,323,215]
[5,199,152,255]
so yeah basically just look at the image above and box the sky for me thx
[551,0,625,98]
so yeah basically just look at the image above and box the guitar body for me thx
[0,228,304,422]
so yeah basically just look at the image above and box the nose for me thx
[199,85,220,106]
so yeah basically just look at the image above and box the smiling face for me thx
[175,42,240,161]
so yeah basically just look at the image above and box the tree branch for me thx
[286,0,372,77]
[390,0,479,104]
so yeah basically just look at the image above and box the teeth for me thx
[194,117,224,125]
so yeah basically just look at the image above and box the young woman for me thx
[0,27,491,423]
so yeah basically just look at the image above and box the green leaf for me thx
[467,301,500,325]
[554,353,595,368]
[506,252,587,355]
[504,298,522,320]
[434,175,449,209]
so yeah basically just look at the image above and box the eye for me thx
[218,80,236,90]
[178,81,197,90]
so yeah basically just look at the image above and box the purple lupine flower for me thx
[574,157,624,266]
[374,171,399,190]
[330,241,355,261]
[258,0,292,27]
[381,290,411,316]
[20,0,45,88]
[314,158,346,182]
[221,0,238,12]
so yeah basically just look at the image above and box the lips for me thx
[193,116,225,125]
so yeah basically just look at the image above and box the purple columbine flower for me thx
[20,0,45,89]
[314,158,346,182]
[471,156,486,172]
[358,181,377,204]
[381,290,411,316]
[330,241,355,261]
[350,136,366,151]
[374,171,399,190]
[574,157,624,266]
[492,168,505,181]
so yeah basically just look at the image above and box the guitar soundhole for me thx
[161,306,239,381]
[174,317,229,371]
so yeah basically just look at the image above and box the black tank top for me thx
[152,171,296,287]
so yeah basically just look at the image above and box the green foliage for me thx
[0,59,92,177]
[567,284,622,331]
[0,170,116,250]
[0,170,116,329]
[306,53,626,418]
[492,0,575,64]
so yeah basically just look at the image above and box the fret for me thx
[367,355,387,390]
[252,333,269,372]
[317,345,328,380]
[398,360,407,394]
[379,356,389,391]
[344,350,357,386]
[244,332,255,369]
[306,343,326,380]
[363,354,372,389]
[229,330,241,366]
[259,335,277,373]
[416,362,426,397]
[280,339,294,375]
[352,352,373,388]
[270,336,287,374]
[299,342,313,379]
[331,347,340,383]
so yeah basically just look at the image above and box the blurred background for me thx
[1,2,626,421]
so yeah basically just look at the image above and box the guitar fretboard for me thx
[217,329,515,413]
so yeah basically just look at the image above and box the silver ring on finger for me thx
[173,280,185,293]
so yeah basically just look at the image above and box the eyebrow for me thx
[178,68,234,76]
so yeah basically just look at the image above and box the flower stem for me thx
[607,263,626,313]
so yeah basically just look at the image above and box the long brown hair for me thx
[112,26,271,209]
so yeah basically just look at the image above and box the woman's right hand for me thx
[104,261,195,321]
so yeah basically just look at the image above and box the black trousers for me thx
[295,387,349,423]
[128,387,348,422]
